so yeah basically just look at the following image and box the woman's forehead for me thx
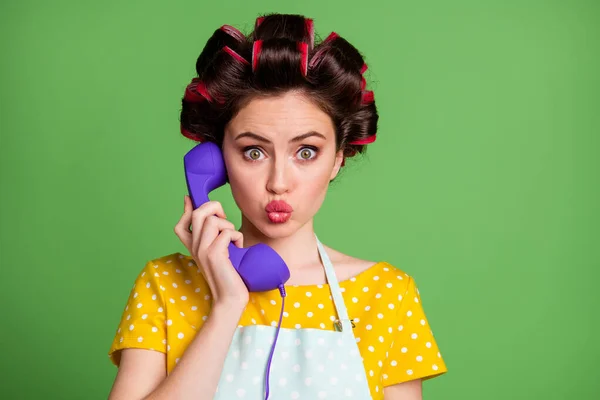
[227,92,335,140]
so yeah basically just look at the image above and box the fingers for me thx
[208,228,244,261]
[174,196,228,255]
[173,195,194,251]
[173,198,191,251]
[196,214,236,255]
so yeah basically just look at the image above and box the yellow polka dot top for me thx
[108,253,447,399]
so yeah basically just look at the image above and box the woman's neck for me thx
[238,214,322,272]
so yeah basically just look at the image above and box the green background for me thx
[1,0,598,399]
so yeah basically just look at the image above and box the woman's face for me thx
[222,90,344,238]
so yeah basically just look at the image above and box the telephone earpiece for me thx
[183,141,290,292]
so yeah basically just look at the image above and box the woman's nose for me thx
[266,159,291,194]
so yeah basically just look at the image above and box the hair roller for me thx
[220,25,245,42]
[361,90,374,104]
[324,31,339,42]
[252,40,263,72]
[360,63,368,90]
[298,42,309,76]
[223,46,250,66]
[185,78,227,104]
[196,81,215,102]
[308,47,326,70]
[349,134,377,145]
[255,16,265,29]
[305,18,314,50]
[180,125,201,142]
[184,78,213,103]
[308,31,340,70]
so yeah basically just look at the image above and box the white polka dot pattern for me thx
[108,254,447,399]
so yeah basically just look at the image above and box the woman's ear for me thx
[329,149,345,181]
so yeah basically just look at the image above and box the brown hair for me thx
[179,13,379,170]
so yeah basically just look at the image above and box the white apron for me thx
[214,234,372,399]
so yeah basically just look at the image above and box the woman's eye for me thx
[297,147,317,161]
[244,148,265,161]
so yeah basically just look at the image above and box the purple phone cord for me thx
[264,284,286,400]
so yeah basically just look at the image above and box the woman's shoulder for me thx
[143,252,201,275]
[341,259,413,295]
[324,244,413,285]
[136,252,211,296]
[147,252,195,268]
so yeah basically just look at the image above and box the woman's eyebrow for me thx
[234,131,327,143]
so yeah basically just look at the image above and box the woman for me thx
[107,13,447,400]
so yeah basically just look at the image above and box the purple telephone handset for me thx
[184,141,290,292]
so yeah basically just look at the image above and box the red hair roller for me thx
[255,16,265,29]
[184,78,226,104]
[307,32,339,70]
[298,42,308,76]
[308,47,326,70]
[180,125,201,142]
[324,32,339,42]
[252,40,263,72]
[349,134,377,145]
[361,90,374,104]
[305,18,314,50]
[184,78,213,103]
[220,25,245,42]
[195,81,214,102]
[360,63,368,90]
[223,46,250,66]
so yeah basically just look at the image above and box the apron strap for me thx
[315,234,354,332]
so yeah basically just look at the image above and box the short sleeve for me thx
[108,260,167,366]
[381,276,447,386]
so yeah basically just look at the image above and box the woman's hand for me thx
[174,195,249,308]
